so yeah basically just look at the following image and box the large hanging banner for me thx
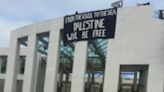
[63,8,117,42]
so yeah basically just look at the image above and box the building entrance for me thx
[118,65,149,92]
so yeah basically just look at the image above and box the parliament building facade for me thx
[0,6,164,92]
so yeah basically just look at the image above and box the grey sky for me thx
[0,0,164,47]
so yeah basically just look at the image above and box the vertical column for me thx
[17,57,21,74]
[103,64,119,92]
[66,73,69,82]
[87,72,91,89]
[71,41,88,92]
[118,70,122,92]
[0,57,2,73]
[163,81,164,92]
[22,34,38,92]
[16,56,22,92]
[103,40,120,92]
[59,68,63,87]
[34,54,41,92]
[139,70,148,92]
[4,34,20,92]
[17,57,22,75]
[92,73,95,83]
[147,65,164,92]
[133,71,138,91]
[44,30,60,92]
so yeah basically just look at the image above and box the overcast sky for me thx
[0,0,164,48]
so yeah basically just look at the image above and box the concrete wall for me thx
[0,79,5,92]
[104,6,164,92]
[0,5,164,92]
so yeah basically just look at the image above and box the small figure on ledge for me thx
[137,2,150,6]
[111,0,123,8]
[159,10,164,19]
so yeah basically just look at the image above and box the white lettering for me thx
[92,29,106,37]
[82,31,88,39]
[73,19,105,31]
[94,19,105,29]
[66,32,78,41]
[82,13,93,19]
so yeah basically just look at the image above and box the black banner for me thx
[63,8,117,42]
